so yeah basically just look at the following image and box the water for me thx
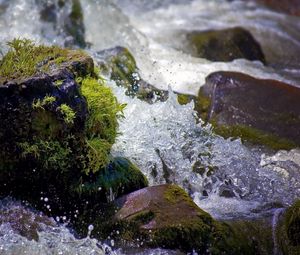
[1,0,300,253]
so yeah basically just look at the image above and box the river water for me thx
[0,0,300,254]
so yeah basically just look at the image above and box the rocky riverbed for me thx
[0,0,300,254]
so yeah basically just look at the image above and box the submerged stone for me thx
[0,200,56,241]
[97,46,168,103]
[186,27,266,63]
[196,71,300,150]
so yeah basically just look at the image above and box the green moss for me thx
[77,157,148,197]
[177,94,193,105]
[110,48,137,88]
[212,121,297,150]
[164,184,196,206]
[0,39,69,83]
[79,76,126,174]
[194,90,211,121]
[32,95,56,110]
[58,104,76,124]
[54,79,64,87]
[19,139,72,172]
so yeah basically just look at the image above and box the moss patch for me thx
[0,38,88,84]
[212,121,297,150]
[78,76,126,174]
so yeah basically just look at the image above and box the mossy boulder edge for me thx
[186,27,266,63]
[0,39,146,217]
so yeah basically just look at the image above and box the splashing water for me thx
[1,0,300,253]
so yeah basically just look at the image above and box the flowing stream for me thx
[1,0,300,254]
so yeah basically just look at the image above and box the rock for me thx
[77,157,148,202]
[0,200,56,241]
[0,39,127,216]
[277,200,300,254]
[37,0,86,47]
[88,184,256,254]
[224,216,273,255]
[97,46,168,103]
[254,0,300,16]
[186,27,266,63]
[196,71,300,150]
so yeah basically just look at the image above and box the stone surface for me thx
[0,201,56,241]
[186,27,266,63]
[196,71,300,149]
[92,184,256,254]
[97,46,168,103]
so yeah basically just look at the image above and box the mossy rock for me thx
[37,0,86,47]
[224,216,274,255]
[75,157,148,201]
[86,184,258,254]
[277,200,300,254]
[0,39,125,217]
[186,27,266,63]
[97,46,168,103]
[195,71,300,150]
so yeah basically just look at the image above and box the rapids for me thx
[1,0,300,254]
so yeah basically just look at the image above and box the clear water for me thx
[1,0,300,253]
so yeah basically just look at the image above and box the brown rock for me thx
[197,71,300,149]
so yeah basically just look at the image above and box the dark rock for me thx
[186,27,266,63]
[196,71,300,150]
[78,157,148,202]
[276,200,300,255]
[97,46,168,103]
[224,216,273,255]
[0,41,137,220]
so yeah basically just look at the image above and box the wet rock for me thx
[0,39,127,217]
[254,0,300,16]
[196,71,300,150]
[37,0,86,47]
[277,200,300,254]
[89,184,256,254]
[78,157,148,202]
[97,46,168,103]
[0,201,56,241]
[224,216,273,255]
[186,27,266,63]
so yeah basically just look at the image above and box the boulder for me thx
[87,184,257,254]
[0,39,143,217]
[97,46,168,103]
[196,71,300,150]
[276,200,300,254]
[186,27,266,63]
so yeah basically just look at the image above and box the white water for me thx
[1,0,300,253]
